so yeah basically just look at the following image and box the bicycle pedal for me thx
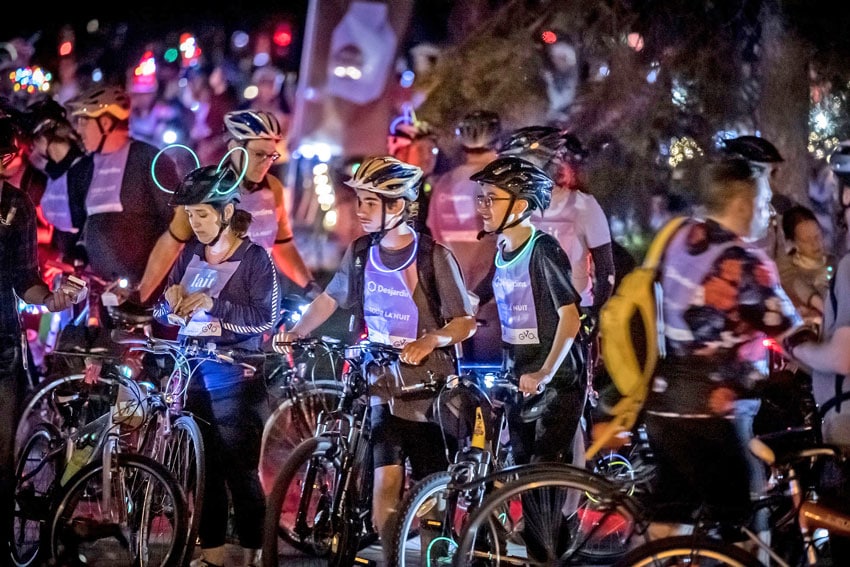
[352,557,377,566]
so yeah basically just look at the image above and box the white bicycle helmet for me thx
[224,110,282,141]
[344,156,422,201]
[68,85,131,121]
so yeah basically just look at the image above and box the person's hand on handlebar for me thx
[518,368,553,396]
[272,329,303,355]
[399,334,439,366]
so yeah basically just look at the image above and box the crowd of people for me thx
[2,66,850,567]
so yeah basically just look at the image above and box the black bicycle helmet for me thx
[498,126,587,172]
[470,156,554,211]
[455,110,501,150]
[829,140,850,179]
[721,135,784,163]
[169,165,241,207]
[25,97,81,146]
[344,155,422,201]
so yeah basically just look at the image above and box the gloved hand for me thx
[782,324,819,357]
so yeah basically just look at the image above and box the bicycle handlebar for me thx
[111,330,258,372]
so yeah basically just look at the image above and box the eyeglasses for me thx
[249,149,281,163]
[475,195,513,208]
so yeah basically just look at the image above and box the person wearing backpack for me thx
[272,155,476,559]
[646,157,801,533]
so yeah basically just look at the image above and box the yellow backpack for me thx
[585,217,686,458]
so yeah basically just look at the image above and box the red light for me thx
[541,30,557,44]
[763,338,778,351]
[273,24,292,47]
[58,41,73,57]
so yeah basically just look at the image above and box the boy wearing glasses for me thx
[471,156,586,466]
[470,155,586,561]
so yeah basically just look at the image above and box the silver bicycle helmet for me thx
[223,110,283,141]
[344,156,423,201]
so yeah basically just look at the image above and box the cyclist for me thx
[222,110,317,297]
[1,116,87,560]
[67,84,183,304]
[646,158,801,535]
[387,106,440,235]
[147,109,318,306]
[470,155,586,562]
[272,156,476,559]
[470,155,585,465]
[427,110,502,362]
[720,134,788,259]
[24,97,92,263]
[154,162,278,567]
[498,126,615,319]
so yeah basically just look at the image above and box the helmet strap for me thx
[93,116,117,154]
[207,205,232,247]
[477,195,532,239]
[370,199,408,245]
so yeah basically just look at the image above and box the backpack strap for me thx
[643,216,689,269]
[350,231,444,337]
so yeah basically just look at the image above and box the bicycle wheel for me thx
[262,436,340,562]
[154,415,204,566]
[612,535,762,566]
[48,452,188,567]
[16,374,117,455]
[453,470,640,566]
[390,471,454,567]
[11,423,64,567]
[259,381,343,493]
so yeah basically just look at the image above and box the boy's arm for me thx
[401,315,477,366]
[517,303,581,395]
[286,291,338,337]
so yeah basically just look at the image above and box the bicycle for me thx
[12,364,188,567]
[261,339,403,567]
[387,369,518,567]
[15,281,156,455]
[258,336,346,494]
[112,330,252,567]
[613,437,850,566]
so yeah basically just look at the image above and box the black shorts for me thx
[370,404,454,480]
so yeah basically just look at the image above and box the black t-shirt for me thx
[491,232,584,386]
[82,140,179,285]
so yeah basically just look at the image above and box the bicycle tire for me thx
[259,381,343,493]
[262,436,339,563]
[389,470,453,567]
[155,415,204,567]
[48,452,188,567]
[10,423,64,567]
[612,535,762,566]
[15,374,119,455]
[452,469,640,566]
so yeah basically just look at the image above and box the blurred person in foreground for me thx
[0,119,86,565]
